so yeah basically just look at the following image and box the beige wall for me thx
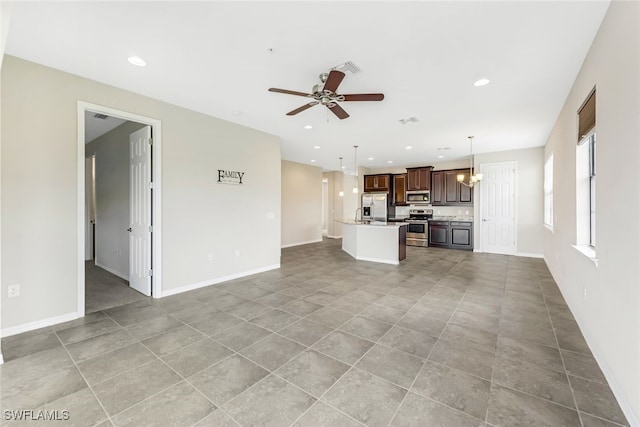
[86,121,146,279]
[543,1,640,423]
[1,56,281,331]
[281,160,322,247]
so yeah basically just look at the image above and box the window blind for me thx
[578,90,596,143]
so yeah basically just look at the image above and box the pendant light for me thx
[352,145,359,194]
[338,157,344,197]
[457,136,483,187]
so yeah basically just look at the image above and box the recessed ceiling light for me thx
[341,166,346,169]
[232,110,242,116]
[387,160,393,164]
[313,146,320,149]
[438,155,445,158]
[368,157,374,160]
[310,160,316,163]
[405,146,412,150]
[304,125,313,129]
[473,78,490,87]
[127,56,147,67]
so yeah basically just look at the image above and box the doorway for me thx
[77,102,163,317]
[479,161,517,255]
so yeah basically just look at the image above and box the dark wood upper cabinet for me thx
[431,171,444,205]
[445,171,459,203]
[393,174,407,205]
[363,174,391,192]
[406,167,432,191]
[431,168,473,206]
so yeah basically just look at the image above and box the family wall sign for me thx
[217,169,245,185]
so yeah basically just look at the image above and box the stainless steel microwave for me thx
[406,190,430,205]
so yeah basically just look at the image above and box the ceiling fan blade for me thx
[287,101,319,116]
[342,93,385,102]
[269,88,313,97]
[322,70,346,93]
[327,103,350,120]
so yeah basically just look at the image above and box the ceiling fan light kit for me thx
[268,69,384,120]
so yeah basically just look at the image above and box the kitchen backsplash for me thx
[395,205,474,218]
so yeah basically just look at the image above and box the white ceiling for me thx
[5,1,610,173]
[84,111,127,143]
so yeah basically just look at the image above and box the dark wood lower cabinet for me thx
[428,220,473,250]
[399,225,407,261]
[428,221,450,248]
[450,221,473,250]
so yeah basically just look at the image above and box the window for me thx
[576,89,596,254]
[544,155,554,228]
[588,134,596,246]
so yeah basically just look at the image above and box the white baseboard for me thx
[515,252,544,259]
[1,311,81,338]
[160,264,281,298]
[95,262,129,281]
[356,256,400,265]
[546,263,639,426]
[327,235,342,239]
[281,239,322,249]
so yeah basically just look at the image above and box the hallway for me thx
[85,261,148,313]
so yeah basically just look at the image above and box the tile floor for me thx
[85,261,148,314]
[0,239,629,426]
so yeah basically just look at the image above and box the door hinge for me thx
[148,182,154,189]
[148,138,153,146]
[148,225,153,232]
[148,269,153,277]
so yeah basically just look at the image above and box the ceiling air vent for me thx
[93,113,109,120]
[332,61,361,74]
[399,117,419,125]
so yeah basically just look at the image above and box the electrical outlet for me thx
[8,284,20,298]
[235,249,241,258]
[266,212,275,219]
[208,254,214,262]
[583,287,587,300]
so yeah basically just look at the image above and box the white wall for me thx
[281,160,322,247]
[86,121,145,279]
[543,1,640,423]
[1,56,281,331]
[475,147,544,256]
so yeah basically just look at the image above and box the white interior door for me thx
[480,162,516,255]
[129,126,152,296]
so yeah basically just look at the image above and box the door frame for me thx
[77,101,163,317]
[477,161,518,254]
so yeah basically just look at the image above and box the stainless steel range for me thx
[405,209,433,247]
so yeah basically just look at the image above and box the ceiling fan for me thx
[268,70,384,120]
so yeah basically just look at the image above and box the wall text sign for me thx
[217,169,245,185]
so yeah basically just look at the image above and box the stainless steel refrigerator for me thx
[362,193,395,223]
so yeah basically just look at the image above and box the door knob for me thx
[482,219,488,222]
[127,227,132,232]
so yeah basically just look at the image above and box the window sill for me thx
[572,245,598,267]
[544,224,554,233]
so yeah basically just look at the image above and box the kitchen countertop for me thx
[338,219,408,227]
[431,216,474,222]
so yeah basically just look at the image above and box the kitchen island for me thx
[338,220,408,265]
